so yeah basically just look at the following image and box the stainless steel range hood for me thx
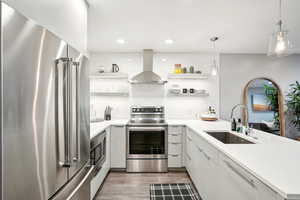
[129,49,167,84]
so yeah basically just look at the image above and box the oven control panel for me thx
[131,106,164,113]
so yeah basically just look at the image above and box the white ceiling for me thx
[87,0,300,53]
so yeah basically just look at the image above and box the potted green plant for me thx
[286,81,300,131]
[264,84,279,128]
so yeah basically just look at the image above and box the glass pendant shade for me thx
[211,59,218,76]
[268,25,293,57]
[268,0,294,57]
[210,36,219,76]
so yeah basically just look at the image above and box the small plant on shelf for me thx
[286,81,300,131]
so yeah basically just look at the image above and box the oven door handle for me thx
[128,127,166,131]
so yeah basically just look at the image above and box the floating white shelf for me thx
[167,73,210,80]
[90,72,128,79]
[167,92,209,97]
[90,92,129,97]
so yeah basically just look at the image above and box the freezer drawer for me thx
[50,164,95,200]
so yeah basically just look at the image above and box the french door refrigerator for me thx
[1,2,93,200]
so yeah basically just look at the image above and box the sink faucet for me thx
[230,104,250,133]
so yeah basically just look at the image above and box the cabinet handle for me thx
[187,136,192,141]
[224,160,256,188]
[196,146,203,152]
[196,145,211,160]
[169,154,179,157]
[113,125,124,128]
[171,142,181,145]
[202,151,211,160]
[170,134,179,136]
[186,154,191,161]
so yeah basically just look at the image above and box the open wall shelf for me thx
[167,73,210,80]
[90,72,129,79]
[167,92,209,97]
[90,92,129,97]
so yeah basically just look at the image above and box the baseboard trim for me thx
[110,168,126,172]
[168,167,187,172]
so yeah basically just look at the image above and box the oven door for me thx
[127,126,168,159]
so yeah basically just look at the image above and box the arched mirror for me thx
[243,78,285,136]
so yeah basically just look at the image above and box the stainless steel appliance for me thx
[127,106,168,172]
[1,3,93,200]
[129,49,167,84]
[90,131,107,176]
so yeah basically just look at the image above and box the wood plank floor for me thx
[94,172,193,200]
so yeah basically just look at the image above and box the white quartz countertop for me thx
[90,119,128,139]
[90,119,300,199]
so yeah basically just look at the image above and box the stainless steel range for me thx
[126,106,168,172]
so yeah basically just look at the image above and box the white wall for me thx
[3,0,88,53]
[220,54,300,138]
[90,52,219,120]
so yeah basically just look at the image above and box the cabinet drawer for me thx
[168,154,182,168]
[168,143,182,154]
[169,126,183,134]
[168,133,181,143]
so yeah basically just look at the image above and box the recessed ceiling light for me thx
[164,39,174,44]
[161,58,167,62]
[116,38,126,44]
[128,58,133,62]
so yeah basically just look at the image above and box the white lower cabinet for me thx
[168,125,184,168]
[219,154,258,200]
[184,128,283,200]
[110,125,126,168]
[185,128,193,173]
[219,153,283,200]
[90,128,111,200]
[186,128,219,200]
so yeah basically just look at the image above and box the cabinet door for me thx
[219,155,258,200]
[194,133,220,200]
[185,128,193,172]
[192,143,207,199]
[90,128,111,200]
[110,125,126,168]
[168,154,182,168]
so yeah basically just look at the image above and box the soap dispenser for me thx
[231,118,237,131]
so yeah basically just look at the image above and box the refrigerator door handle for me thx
[56,57,72,168]
[72,61,81,163]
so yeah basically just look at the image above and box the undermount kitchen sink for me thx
[205,131,254,144]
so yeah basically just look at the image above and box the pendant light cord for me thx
[278,0,283,31]
[279,0,282,21]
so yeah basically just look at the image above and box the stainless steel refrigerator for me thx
[1,2,93,200]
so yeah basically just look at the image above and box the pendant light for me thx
[268,0,293,57]
[210,37,219,76]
